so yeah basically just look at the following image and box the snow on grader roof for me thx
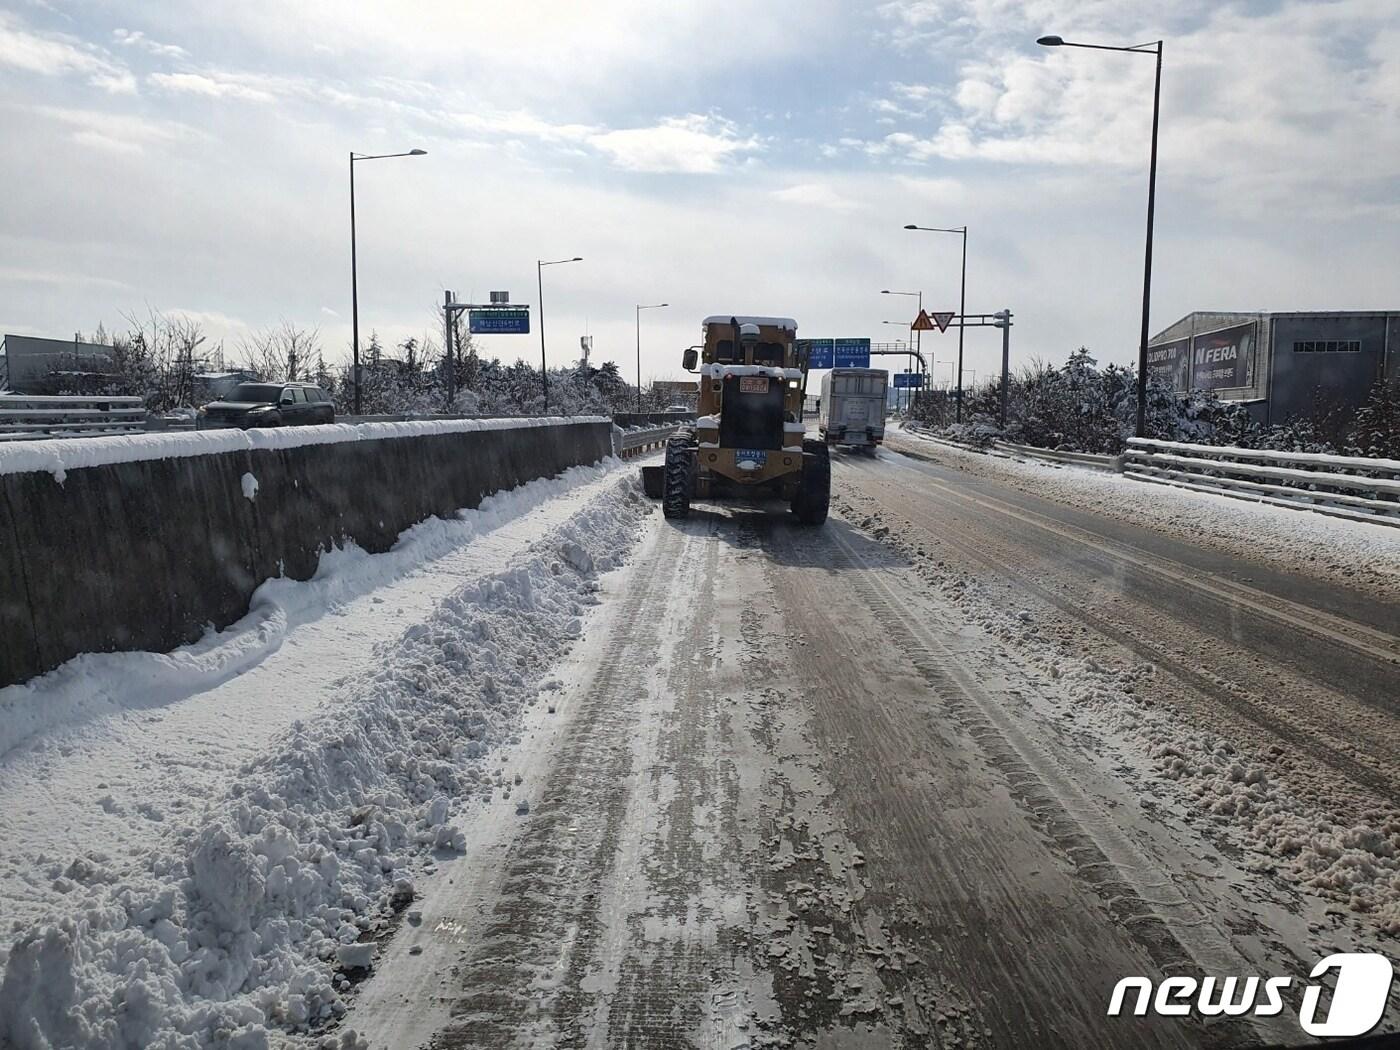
[701,315,798,331]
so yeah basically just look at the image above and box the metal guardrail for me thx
[615,424,680,457]
[902,427,1119,469]
[992,440,1121,471]
[0,395,147,441]
[1122,437,1400,527]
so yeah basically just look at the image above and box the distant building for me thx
[1148,311,1399,425]
[1,333,117,393]
[651,379,698,407]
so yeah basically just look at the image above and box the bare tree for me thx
[113,308,217,410]
[241,321,321,382]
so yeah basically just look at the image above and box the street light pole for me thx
[349,148,426,416]
[902,224,968,420]
[537,256,583,411]
[350,154,358,413]
[636,302,669,413]
[1037,34,1163,437]
[1138,42,1163,439]
[881,289,922,414]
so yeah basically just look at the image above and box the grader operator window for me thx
[716,339,736,362]
[753,341,784,365]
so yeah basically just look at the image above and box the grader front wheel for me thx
[662,438,694,519]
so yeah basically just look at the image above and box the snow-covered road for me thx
[3,436,1397,1049]
[335,439,1399,1048]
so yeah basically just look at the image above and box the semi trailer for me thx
[818,368,888,454]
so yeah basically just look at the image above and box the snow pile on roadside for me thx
[979,581,1400,935]
[0,415,608,482]
[894,425,1400,600]
[1038,648,1400,935]
[0,459,627,761]
[0,474,653,1049]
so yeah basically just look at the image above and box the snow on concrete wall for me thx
[0,415,609,483]
[0,418,613,686]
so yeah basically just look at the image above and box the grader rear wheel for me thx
[792,438,830,526]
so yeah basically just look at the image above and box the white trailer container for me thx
[818,368,888,453]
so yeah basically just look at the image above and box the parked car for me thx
[198,382,335,429]
[663,404,692,413]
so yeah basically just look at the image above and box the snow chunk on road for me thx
[241,471,259,501]
[336,943,375,972]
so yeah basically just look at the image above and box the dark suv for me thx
[198,382,336,429]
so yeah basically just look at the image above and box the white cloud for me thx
[0,10,133,93]
[772,183,866,211]
[588,114,760,174]
[165,307,249,332]
[150,1,846,110]
[112,28,187,60]
[868,0,1400,218]
[149,71,277,103]
[0,267,132,291]
[17,103,197,155]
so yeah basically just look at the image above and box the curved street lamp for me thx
[1037,32,1163,437]
[349,148,426,415]
[636,303,669,413]
[537,256,583,409]
[903,223,968,420]
[881,289,923,399]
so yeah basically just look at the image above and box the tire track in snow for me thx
[763,520,1261,1048]
[431,522,684,1048]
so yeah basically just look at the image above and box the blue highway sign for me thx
[798,337,870,369]
[469,308,530,335]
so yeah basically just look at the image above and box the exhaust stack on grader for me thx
[641,315,829,525]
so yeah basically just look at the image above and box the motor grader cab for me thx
[641,315,829,525]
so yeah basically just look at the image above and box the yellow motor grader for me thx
[641,315,829,525]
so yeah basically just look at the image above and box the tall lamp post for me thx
[903,224,967,421]
[349,148,426,415]
[537,256,583,410]
[881,289,922,406]
[1037,33,1162,438]
[636,302,669,413]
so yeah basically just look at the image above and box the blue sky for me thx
[2,0,1397,388]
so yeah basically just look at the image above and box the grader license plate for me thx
[739,377,770,393]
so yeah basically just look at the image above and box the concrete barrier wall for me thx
[0,419,612,687]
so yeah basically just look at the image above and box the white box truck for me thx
[818,368,888,453]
